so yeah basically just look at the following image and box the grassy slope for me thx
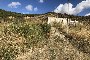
[0,9,90,60]
[0,19,90,60]
[0,20,51,60]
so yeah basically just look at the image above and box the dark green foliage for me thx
[8,21,51,48]
[40,23,51,35]
[41,23,51,33]
[0,43,19,60]
[0,17,51,59]
[0,9,39,19]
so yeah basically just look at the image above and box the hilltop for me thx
[0,9,90,60]
[0,9,90,21]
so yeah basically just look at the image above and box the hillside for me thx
[0,9,40,20]
[0,9,90,19]
[0,9,90,60]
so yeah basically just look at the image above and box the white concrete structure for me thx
[48,17,68,26]
[24,16,30,19]
[69,20,78,26]
[48,17,78,26]
[8,16,15,19]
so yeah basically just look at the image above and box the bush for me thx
[0,45,18,60]
[7,22,51,48]
[40,23,51,38]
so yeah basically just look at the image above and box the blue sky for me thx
[0,0,90,16]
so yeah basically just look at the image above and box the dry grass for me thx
[68,22,90,42]
[1,20,90,60]
[0,20,51,60]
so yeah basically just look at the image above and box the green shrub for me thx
[7,22,51,48]
[0,43,19,60]
[40,23,51,38]
[40,23,51,33]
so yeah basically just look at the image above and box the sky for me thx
[0,0,90,16]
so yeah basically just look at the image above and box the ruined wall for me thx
[48,17,68,26]
[48,17,79,27]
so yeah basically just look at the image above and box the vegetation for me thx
[52,19,90,53]
[0,9,90,60]
[0,18,51,60]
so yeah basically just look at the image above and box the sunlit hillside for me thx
[0,9,90,60]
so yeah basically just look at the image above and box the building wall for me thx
[24,16,31,20]
[48,17,68,26]
[48,17,78,26]
[8,16,15,19]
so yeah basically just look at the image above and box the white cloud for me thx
[39,0,44,3]
[86,0,90,1]
[8,2,21,8]
[54,0,90,15]
[25,5,38,12]
[34,7,38,11]
[23,12,30,14]
[54,3,74,15]
[25,5,33,11]
[85,13,90,16]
